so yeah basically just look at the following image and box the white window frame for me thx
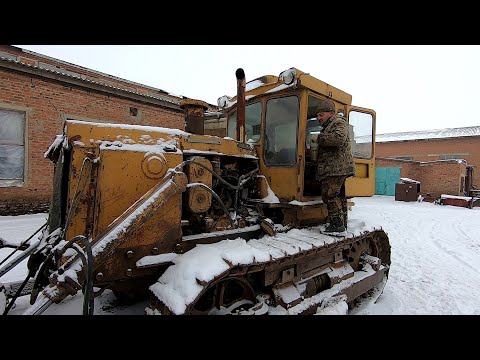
[0,105,28,187]
[439,154,464,161]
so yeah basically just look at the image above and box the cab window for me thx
[349,111,373,159]
[264,96,299,166]
[227,102,262,143]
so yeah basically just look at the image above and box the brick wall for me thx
[376,137,479,188]
[0,69,184,215]
[376,158,467,198]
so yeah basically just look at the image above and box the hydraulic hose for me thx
[0,222,47,268]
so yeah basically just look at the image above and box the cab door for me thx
[345,106,376,197]
[259,95,300,201]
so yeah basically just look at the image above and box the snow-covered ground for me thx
[1,195,479,315]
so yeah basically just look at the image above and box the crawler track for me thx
[147,227,391,315]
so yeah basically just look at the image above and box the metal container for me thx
[395,183,420,202]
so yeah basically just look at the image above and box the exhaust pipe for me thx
[235,68,246,142]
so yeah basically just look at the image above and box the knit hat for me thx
[315,99,335,113]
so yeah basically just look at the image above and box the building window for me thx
[394,156,414,160]
[439,154,463,160]
[0,109,25,187]
[129,107,138,117]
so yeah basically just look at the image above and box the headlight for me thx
[217,95,229,109]
[279,68,296,85]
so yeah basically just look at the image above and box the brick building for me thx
[0,45,214,215]
[376,157,468,198]
[375,126,480,198]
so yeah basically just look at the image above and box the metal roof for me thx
[0,55,182,106]
[376,126,480,143]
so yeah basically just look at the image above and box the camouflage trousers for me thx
[320,176,348,226]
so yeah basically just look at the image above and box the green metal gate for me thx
[375,167,400,195]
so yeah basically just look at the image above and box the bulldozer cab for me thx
[224,67,376,202]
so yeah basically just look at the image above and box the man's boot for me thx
[323,213,346,233]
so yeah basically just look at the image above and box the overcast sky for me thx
[14,45,480,134]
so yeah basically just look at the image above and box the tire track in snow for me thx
[352,196,480,314]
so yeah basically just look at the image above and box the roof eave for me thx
[0,57,183,112]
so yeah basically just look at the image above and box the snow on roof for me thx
[218,81,296,109]
[376,126,480,143]
[400,177,420,184]
[246,79,266,91]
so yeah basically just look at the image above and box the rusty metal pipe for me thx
[180,99,209,135]
[235,68,246,142]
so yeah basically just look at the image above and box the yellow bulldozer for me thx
[1,67,390,315]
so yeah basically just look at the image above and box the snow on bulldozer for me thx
[1,67,390,315]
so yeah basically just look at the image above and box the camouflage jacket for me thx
[315,114,355,182]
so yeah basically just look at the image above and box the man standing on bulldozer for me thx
[314,99,355,233]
